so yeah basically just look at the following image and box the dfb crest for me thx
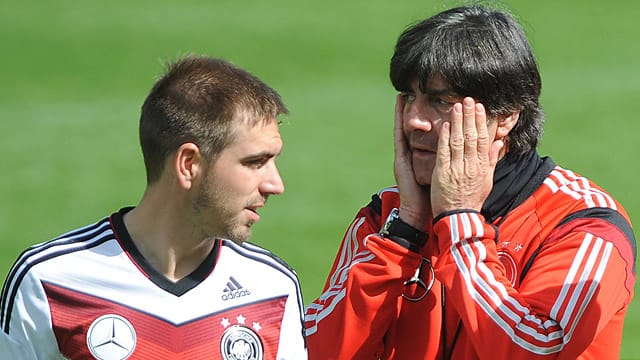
[220,325,264,360]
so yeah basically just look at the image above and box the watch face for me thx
[380,207,427,249]
[381,208,400,234]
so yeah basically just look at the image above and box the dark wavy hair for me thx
[390,5,544,158]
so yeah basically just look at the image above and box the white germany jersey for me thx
[0,208,307,359]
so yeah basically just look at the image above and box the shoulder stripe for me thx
[544,168,616,209]
[521,207,637,282]
[305,217,375,336]
[223,240,306,341]
[559,207,636,271]
[1,218,114,332]
[239,241,297,275]
[327,217,375,292]
[224,240,302,287]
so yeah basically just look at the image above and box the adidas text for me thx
[222,289,251,301]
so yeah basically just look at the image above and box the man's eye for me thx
[400,93,416,102]
[431,97,454,112]
[245,159,267,169]
[431,97,449,106]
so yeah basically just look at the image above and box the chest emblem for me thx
[220,323,264,360]
[87,314,137,360]
[497,250,518,286]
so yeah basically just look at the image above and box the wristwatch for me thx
[380,208,427,251]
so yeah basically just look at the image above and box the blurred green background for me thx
[1,0,638,357]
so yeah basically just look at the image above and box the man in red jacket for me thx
[305,5,636,359]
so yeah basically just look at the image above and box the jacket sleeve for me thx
[432,211,636,359]
[304,205,424,359]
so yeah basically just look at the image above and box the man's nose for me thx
[405,102,437,133]
[261,163,285,195]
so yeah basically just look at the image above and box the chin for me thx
[222,225,252,244]
[412,158,435,186]
[415,177,431,186]
[233,232,251,243]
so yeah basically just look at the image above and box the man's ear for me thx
[174,143,203,190]
[496,111,520,139]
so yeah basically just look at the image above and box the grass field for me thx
[1,0,638,357]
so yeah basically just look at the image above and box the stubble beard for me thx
[194,181,251,244]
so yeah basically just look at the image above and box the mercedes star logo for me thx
[87,314,137,360]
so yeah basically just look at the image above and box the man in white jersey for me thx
[0,55,307,359]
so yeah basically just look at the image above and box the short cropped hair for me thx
[139,55,288,183]
[390,5,544,158]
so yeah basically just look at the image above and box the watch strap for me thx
[381,208,427,252]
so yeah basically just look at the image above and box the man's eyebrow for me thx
[424,87,459,97]
[242,150,281,161]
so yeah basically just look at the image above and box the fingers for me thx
[432,97,498,215]
[474,101,489,167]
[447,101,463,167]
[462,98,478,167]
[444,98,485,176]
[436,114,451,171]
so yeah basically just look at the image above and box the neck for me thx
[124,190,215,282]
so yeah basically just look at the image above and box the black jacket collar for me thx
[482,151,556,224]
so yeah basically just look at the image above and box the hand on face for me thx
[393,94,431,230]
[430,97,503,217]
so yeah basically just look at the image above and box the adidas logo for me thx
[221,276,251,301]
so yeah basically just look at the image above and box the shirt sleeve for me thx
[0,330,38,359]
[304,205,424,359]
[2,269,63,358]
[432,211,635,359]
[276,271,308,359]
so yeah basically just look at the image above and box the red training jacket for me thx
[305,155,635,359]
